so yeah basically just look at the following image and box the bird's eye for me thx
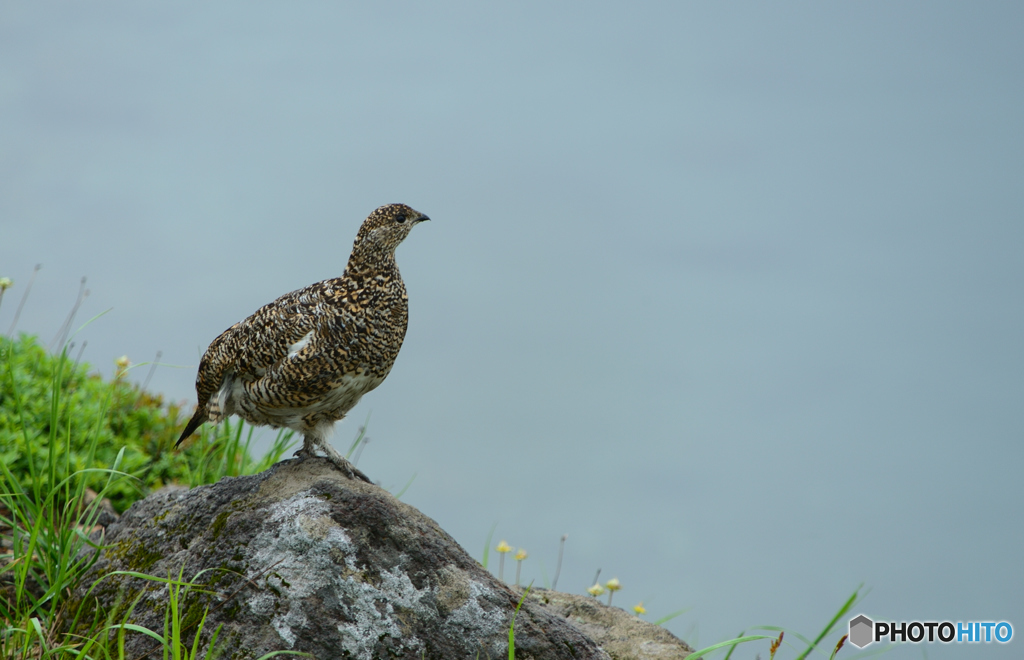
[395,214,407,224]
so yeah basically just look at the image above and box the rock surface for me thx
[75,459,695,659]
[521,590,696,660]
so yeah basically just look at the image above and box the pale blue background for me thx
[2,3,1022,658]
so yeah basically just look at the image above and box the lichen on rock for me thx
[75,459,618,659]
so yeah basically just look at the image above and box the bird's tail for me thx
[176,407,208,447]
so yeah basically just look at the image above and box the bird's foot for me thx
[327,453,372,483]
[317,444,372,483]
[297,436,372,482]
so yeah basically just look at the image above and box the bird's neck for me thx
[345,245,398,281]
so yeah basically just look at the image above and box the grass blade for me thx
[793,585,864,660]
[685,634,776,659]
[509,583,532,659]
[653,608,690,626]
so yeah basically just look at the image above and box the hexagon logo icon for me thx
[849,614,874,648]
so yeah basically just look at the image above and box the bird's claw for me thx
[327,455,372,484]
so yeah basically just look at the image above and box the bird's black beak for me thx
[415,214,430,223]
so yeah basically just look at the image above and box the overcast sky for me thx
[2,3,1022,658]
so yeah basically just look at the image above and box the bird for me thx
[176,203,429,481]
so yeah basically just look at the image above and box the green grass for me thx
[508,583,531,660]
[1,334,296,513]
[0,333,300,660]
[182,417,295,488]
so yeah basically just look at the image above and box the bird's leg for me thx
[316,437,372,483]
[293,434,316,459]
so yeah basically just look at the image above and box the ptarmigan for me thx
[176,203,429,481]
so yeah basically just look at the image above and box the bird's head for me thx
[352,203,429,258]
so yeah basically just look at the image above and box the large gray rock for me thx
[75,459,694,659]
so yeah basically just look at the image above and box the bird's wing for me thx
[242,337,352,410]
[193,281,342,408]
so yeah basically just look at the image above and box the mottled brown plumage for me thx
[176,203,429,480]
